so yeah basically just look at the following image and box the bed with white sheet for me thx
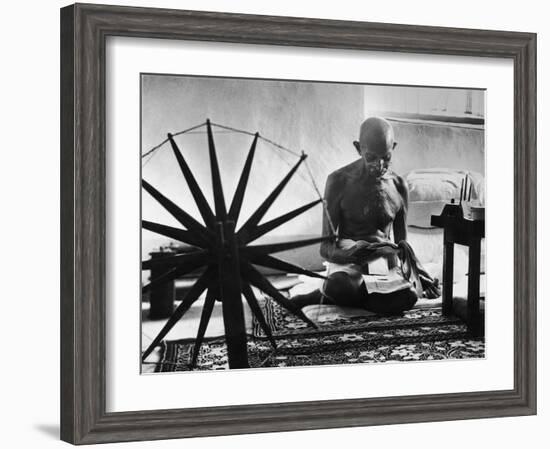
[405,168,485,298]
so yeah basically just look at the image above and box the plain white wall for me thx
[1,0,547,448]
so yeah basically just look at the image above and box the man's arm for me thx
[393,174,408,244]
[319,173,357,264]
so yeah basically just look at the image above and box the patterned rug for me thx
[155,299,484,372]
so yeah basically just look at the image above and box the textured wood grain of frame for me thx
[60,3,537,444]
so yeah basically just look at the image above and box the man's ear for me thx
[353,141,361,154]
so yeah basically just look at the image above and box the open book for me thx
[363,267,412,295]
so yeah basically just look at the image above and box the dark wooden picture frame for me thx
[60,3,536,445]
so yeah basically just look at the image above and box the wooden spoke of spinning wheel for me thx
[142,263,199,294]
[228,132,258,222]
[206,120,227,219]
[243,198,323,244]
[245,235,335,256]
[141,249,209,271]
[142,267,215,361]
[248,253,327,280]
[167,132,216,229]
[142,220,205,248]
[241,262,318,330]
[141,252,208,294]
[142,179,212,245]
[189,282,218,368]
[237,152,308,242]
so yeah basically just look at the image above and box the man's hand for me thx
[351,240,399,264]
[420,274,441,299]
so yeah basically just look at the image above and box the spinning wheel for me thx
[142,120,336,368]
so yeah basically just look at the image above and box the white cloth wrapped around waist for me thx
[324,238,413,295]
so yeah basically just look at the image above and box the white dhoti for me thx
[324,239,413,295]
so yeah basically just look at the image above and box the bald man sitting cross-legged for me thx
[292,117,440,315]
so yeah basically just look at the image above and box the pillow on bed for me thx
[405,169,485,228]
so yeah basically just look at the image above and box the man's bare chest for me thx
[339,178,403,227]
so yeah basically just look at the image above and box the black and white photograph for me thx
[140,75,486,372]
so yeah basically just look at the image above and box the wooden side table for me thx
[431,208,485,337]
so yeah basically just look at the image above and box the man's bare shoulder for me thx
[327,159,363,184]
[388,171,408,195]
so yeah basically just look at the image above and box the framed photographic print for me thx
[60,3,536,445]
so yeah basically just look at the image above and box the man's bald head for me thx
[358,117,395,156]
[353,117,397,178]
